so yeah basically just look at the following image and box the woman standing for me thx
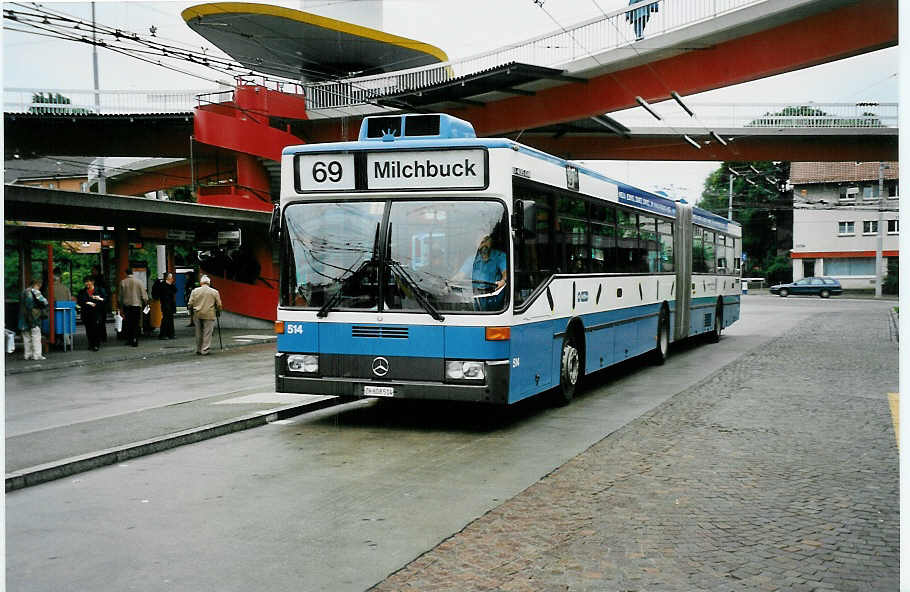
[77,278,105,351]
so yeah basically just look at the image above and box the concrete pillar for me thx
[115,226,129,310]
[156,244,167,279]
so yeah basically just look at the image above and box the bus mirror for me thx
[513,200,537,238]
[268,205,281,243]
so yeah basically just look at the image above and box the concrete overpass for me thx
[3,99,897,162]
[2,0,898,163]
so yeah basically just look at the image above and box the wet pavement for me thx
[4,295,899,592]
[4,317,337,490]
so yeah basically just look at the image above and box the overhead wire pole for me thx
[875,162,887,298]
[91,2,99,112]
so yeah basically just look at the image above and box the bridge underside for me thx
[4,113,195,159]
[4,112,895,162]
[301,0,897,159]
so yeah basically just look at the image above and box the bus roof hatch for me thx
[359,113,476,142]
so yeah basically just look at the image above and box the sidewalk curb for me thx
[5,337,276,376]
[5,395,340,492]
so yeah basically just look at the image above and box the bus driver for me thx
[454,234,508,303]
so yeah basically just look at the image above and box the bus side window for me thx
[692,226,706,273]
[639,215,659,273]
[704,230,716,273]
[591,203,616,273]
[657,218,674,272]
[556,195,589,274]
[513,186,554,306]
[616,209,639,273]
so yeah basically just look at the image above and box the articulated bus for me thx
[273,113,741,405]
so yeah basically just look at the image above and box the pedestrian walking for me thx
[186,275,222,356]
[626,0,659,40]
[76,278,105,351]
[18,277,48,360]
[158,272,177,340]
[118,267,148,347]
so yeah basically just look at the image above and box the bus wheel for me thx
[652,306,670,365]
[709,302,722,343]
[556,333,581,405]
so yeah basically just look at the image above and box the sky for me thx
[1,0,900,202]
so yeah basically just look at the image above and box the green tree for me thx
[29,92,92,116]
[698,161,793,278]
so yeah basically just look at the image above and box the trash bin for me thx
[741,280,748,295]
[149,300,162,329]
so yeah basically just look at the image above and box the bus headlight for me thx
[287,354,318,374]
[445,360,485,381]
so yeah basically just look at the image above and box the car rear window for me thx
[823,278,837,285]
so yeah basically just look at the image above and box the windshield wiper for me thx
[317,223,381,318]
[387,259,445,322]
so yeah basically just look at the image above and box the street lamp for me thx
[875,162,889,298]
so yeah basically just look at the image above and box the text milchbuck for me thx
[373,159,478,180]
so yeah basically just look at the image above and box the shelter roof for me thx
[790,161,899,184]
[4,184,270,237]
[181,2,447,81]
[4,156,95,182]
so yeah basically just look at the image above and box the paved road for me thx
[5,296,898,591]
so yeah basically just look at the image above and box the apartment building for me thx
[790,162,898,289]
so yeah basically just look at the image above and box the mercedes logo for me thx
[371,357,390,377]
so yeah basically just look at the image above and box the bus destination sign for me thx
[367,149,486,190]
[295,148,487,192]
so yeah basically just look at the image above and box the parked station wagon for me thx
[770,277,843,298]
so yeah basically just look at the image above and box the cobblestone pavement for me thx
[371,307,898,591]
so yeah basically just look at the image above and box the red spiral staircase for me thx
[191,80,310,320]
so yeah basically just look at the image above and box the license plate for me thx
[364,385,394,397]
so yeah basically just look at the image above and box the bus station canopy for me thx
[4,184,270,242]
[181,2,448,80]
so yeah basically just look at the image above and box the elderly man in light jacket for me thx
[187,275,223,355]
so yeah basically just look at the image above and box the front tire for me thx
[556,333,582,405]
[820,289,830,299]
[779,288,789,297]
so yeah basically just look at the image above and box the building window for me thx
[862,185,880,200]
[839,186,858,201]
[837,221,855,235]
[887,180,899,198]
[47,182,56,189]
[888,219,899,234]
[824,257,875,276]
[863,220,879,234]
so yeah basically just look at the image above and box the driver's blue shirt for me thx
[461,250,507,285]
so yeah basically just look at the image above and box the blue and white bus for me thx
[273,113,741,405]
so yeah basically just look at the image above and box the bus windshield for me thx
[283,199,509,313]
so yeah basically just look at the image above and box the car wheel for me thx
[779,288,789,297]
[555,332,582,405]
[820,289,830,299]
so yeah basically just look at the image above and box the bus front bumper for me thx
[275,357,510,404]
